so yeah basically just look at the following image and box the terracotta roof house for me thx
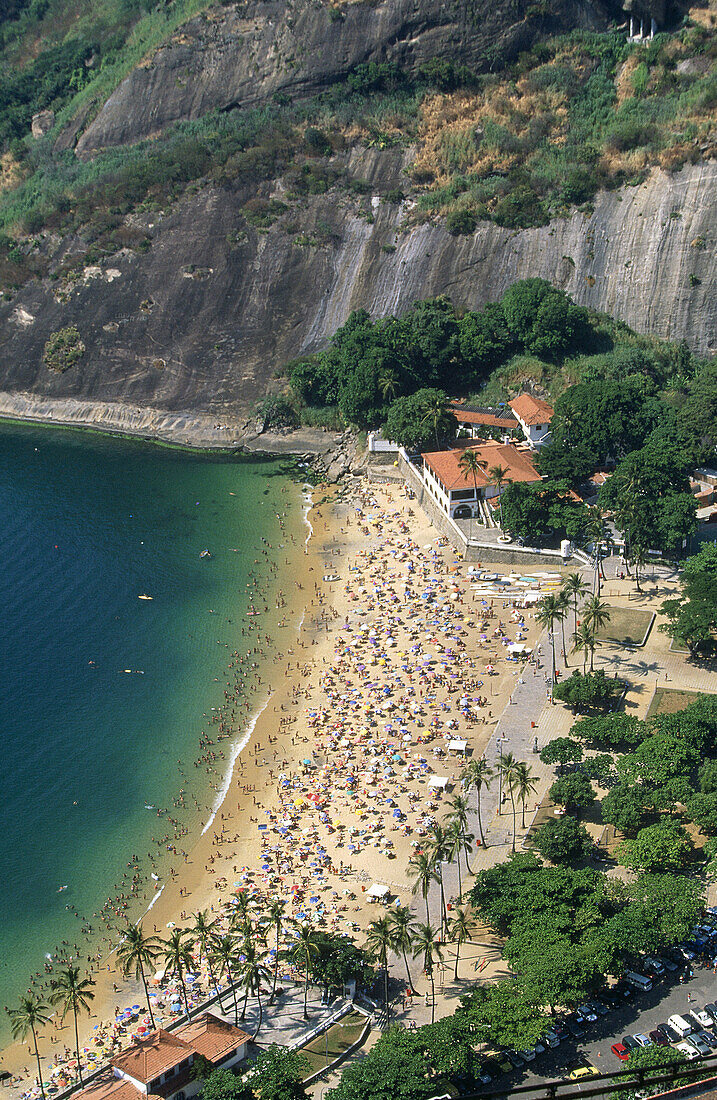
[509,394,554,448]
[449,405,518,439]
[420,439,542,521]
[73,1016,251,1100]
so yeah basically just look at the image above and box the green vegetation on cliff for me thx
[0,0,714,291]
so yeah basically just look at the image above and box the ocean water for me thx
[0,422,300,1030]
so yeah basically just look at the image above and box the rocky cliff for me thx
[0,148,714,441]
[70,0,616,156]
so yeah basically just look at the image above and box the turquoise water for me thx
[0,423,300,1032]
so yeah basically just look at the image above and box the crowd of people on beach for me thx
[10,482,558,1100]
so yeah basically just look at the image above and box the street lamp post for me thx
[496,736,508,813]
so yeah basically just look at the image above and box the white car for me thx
[693,1010,714,1029]
[674,1042,700,1061]
[633,1034,653,1048]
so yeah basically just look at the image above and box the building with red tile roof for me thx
[420,439,542,520]
[448,404,517,438]
[509,394,554,447]
[73,1015,251,1100]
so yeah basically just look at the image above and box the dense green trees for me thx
[552,669,624,710]
[383,389,457,451]
[532,815,595,864]
[616,819,693,873]
[500,480,588,545]
[661,544,717,654]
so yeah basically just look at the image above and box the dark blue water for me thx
[0,423,296,1027]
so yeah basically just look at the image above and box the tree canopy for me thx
[532,815,595,864]
[661,544,717,655]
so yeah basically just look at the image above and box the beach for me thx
[2,476,563,1095]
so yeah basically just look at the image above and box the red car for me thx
[611,1043,630,1062]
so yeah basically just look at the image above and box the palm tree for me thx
[161,928,194,1019]
[458,448,482,540]
[230,891,254,931]
[487,464,510,531]
[365,917,394,1022]
[460,757,493,850]
[535,593,565,697]
[562,572,590,631]
[412,924,444,1024]
[448,907,477,981]
[7,994,51,1100]
[407,851,438,922]
[116,923,161,1028]
[378,371,400,404]
[421,392,451,451]
[582,596,611,669]
[210,933,240,1025]
[498,752,520,852]
[49,966,95,1087]
[444,818,466,900]
[264,898,287,1005]
[632,542,648,593]
[189,910,219,1001]
[513,760,539,829]
[426,822,450,935]
[572,621,596,674]
[290,922,320,1019]
[555,587,570,666]
[388,907,417,993]
[583,508,609,594]
[445,792,474,877]
[236,941,271,1039]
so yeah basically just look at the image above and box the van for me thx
[668,1015,693,1038]
[624,970,653,991]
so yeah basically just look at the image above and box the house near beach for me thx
[419,439,542,521]
[448,404,518,440]
[508,394,554,449]
[76,1015,251,1100]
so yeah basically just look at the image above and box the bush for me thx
[446,208,477,235]
[43,326,85,372]
[552,669,624,711]
[533,815,595,863]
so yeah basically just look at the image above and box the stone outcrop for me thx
[0,152,713,444]
[72,0,617,157]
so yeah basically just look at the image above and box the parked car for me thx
[564,1019,585,1040]
[668,1014,693,1037]
[624,970,653,992]
[633,1034,653,1048]
[578,1004,598,1022]
[687,1035,711,1057]
[611,1043,630,1062]
[586,999,609,1017]
[503,1050,524,1069]
[541,1030,561,1049]
[642,956,666,976]
[692,1009,714,1029]
[674,1041,701,1061]
[569,1066,599,1080]
[697,1030,717,1050]
[516,1048,536,1063]
[704,1003,717,1025]
[622,1036,641,1051]
[656,955,679,973]
[657,1024,681,1043]
[649,1030,669,1046]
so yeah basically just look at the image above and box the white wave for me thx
[302,485,313,547]
[144,883,166,913]
[201,692,273,836]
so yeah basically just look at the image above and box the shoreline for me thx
[3,477,558,1098]
[0,392,342,458]
[0,476,330,1087]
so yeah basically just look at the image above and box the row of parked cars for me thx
[470,913,717,1089]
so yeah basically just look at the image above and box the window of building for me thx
[452,489,475,501]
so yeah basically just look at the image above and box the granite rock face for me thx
[0,152,713,438]
[72,0,617,156]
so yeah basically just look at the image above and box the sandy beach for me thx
[3,477,563,1095]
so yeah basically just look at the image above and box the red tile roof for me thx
[510,394,554,426]
[449,406,516,429]
[421,440,542,492]
[176,1014,250,1063]
[112,1030,193,1083]
[75,1074,159,1100]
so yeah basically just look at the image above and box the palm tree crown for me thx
[116,923,161,1028]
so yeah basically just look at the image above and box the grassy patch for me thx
[596,606,655,647]
[299,1011,367,1078]
[647,687,705,717]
